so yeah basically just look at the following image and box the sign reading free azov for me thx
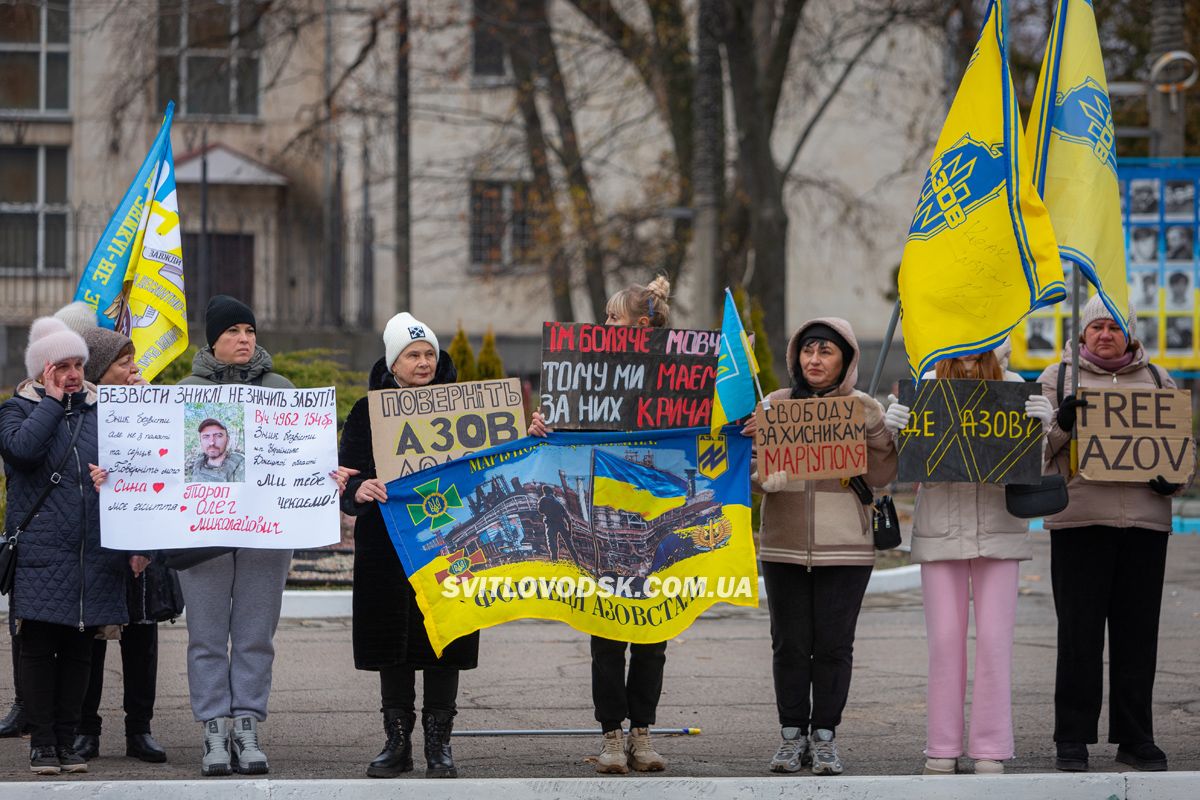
[1076,388,1194,483]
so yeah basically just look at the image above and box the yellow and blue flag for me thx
[711,288,759,435]
[898,0,1064,380]
[378,429,758,654]
[593,449,688,521]
[1028,0,1128,334]
[74,103,187,380]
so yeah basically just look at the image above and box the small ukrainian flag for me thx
[711,289,759,435]
[592,450,688,521]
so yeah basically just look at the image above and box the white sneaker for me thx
[230,715,269,775]
[595,729,630,774]
[810,729,844,775]
[200,719,231,777]
[974,759,1004,774]
[769,727,810,773]
[923,757,957,774]
[626,727,666,771]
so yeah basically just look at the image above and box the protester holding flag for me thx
[0,318,132,775]
[1038,296,1193,772]
[339,312,474,779]
[528,276,674,775]
[751,318,896,776]
[882,348,1053,775]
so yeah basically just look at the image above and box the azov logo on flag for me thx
[908,134,1006,241]
[1051,78,1116,176]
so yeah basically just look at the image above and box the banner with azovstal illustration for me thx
[378,428,758,655]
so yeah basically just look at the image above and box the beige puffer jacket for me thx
[1038,345,1195,532]
[909,370,1034,564]
[756,318,898,568]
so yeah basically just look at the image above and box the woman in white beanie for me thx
[338,312,476,779]
[0,318,132,775]
[1038,295,1194,773]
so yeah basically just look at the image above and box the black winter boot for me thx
[0,701,27,738]
[422,710,457,778]
[367,709,415,778]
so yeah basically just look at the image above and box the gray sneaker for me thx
[769,726,810,773]
[200,718,232,777]
[810,729,843,775]
[230,715,269,775]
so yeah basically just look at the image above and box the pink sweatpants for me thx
[921,558,1019,760]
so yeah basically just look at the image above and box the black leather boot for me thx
[126,732,168,763]
[72,733,99,760]
[422,710,457,778]
[0,701,26,738]
[366,709,415,778]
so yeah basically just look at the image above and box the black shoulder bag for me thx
[0,414,86,596]
[847,476,901,550]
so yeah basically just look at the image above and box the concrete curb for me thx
[0,773,1194,799]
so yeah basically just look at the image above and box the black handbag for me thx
[1004,475,1069,519]
[872,495,902,550]
[0,415,86,596]
[132,560,185,622]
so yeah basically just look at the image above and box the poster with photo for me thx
[1165,270,1194,312]
[1131,270,1159,311]
[1138,315,1159,353]
[1025,317,1055,354]
[1165,180,1195,219]
[1165,225,1194,261]
[1129,178,1159,220]
[1129,226,1159,264]
[1166,316,1194,354]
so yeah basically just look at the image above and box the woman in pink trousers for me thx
[883,347,1053,774]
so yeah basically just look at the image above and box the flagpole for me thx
[1069,265,1081,473]
[868,300,901,398]
[587,447,601,576]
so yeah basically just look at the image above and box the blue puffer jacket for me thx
[0,380,129,629]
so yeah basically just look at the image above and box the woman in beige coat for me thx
[752,318,897,776]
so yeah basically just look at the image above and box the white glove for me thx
[1025,394,1053,427]
[755,471,790,493]
[883,394,911,433]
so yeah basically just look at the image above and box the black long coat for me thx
[339,354,479,671]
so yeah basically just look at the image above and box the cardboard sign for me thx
[896,379,1042,484]
[1076,387,1194,483]
[98,384,340,550]
[368,378,524,482]
[755,397,867,480]
[540,322,720,430]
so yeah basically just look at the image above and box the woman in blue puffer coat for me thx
[0,317,130,776]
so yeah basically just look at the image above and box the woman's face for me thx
[1084,318,1127,360]
[954,353,982,378]
[213,323,256,365]
[800,339,843,390]
[99,350,140,386]
[52,357,85,394]
[391,342,438,387]
[605,307,650,327]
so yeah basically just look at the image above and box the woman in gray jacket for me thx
[884,347,1052,775]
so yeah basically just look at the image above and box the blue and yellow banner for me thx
[898,0,1065,380]
[379,428,758,655]
[1028,0,1128,333]
[711,289,759,435]
[74,103,187,380]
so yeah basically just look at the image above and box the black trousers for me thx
[19,621,94,748]
[1050,527,1169,746]
[78,623,159,736]
[591,636,667,732]
[9,634,21,704]
[761,560,873,733]
[380,665,459,716]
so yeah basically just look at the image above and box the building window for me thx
[0,1,70,113]
[182,232,254,320]
[157,0,263,118]
[472,0,507,79]
[470,180,538,271]
[0,146,69,272]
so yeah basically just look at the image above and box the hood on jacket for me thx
[1060,340,1149,375]
[368,350,458,391]
[15,377,98,406]
[786,317,861,397]
[191,345,275,384]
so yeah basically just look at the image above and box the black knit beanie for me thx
[792,322,853,398]
[205,295,256,348]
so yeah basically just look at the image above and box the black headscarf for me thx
[790,323,853,399]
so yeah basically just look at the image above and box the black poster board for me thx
[896,379,1042,484]
[540,322,720,430]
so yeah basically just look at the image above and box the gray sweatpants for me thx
[177,549,292,722]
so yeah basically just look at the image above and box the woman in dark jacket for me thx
[0,317,130,775]
[339,312,479,779]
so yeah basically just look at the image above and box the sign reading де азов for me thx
[540,322,720,431]
[896,379,1042,484]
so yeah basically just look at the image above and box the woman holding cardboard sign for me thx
[339,312,477,779]
[882,347,1054,775]
[527,277,673,776]
[751,318,897,776]
[1038,296,1194,773]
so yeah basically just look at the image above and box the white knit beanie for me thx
[383,312,439,370]
[53,301,98,335]
[1079,293,1136,340]
[25,317,89,379]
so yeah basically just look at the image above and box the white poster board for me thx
[98,384,340,549]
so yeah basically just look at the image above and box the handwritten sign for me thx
[97,384,341,550]
[897,379,1042,484]
[755,397,867,480]
[540,322,720,431]
[367,377,525,482]
[1077,387,1194,483]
